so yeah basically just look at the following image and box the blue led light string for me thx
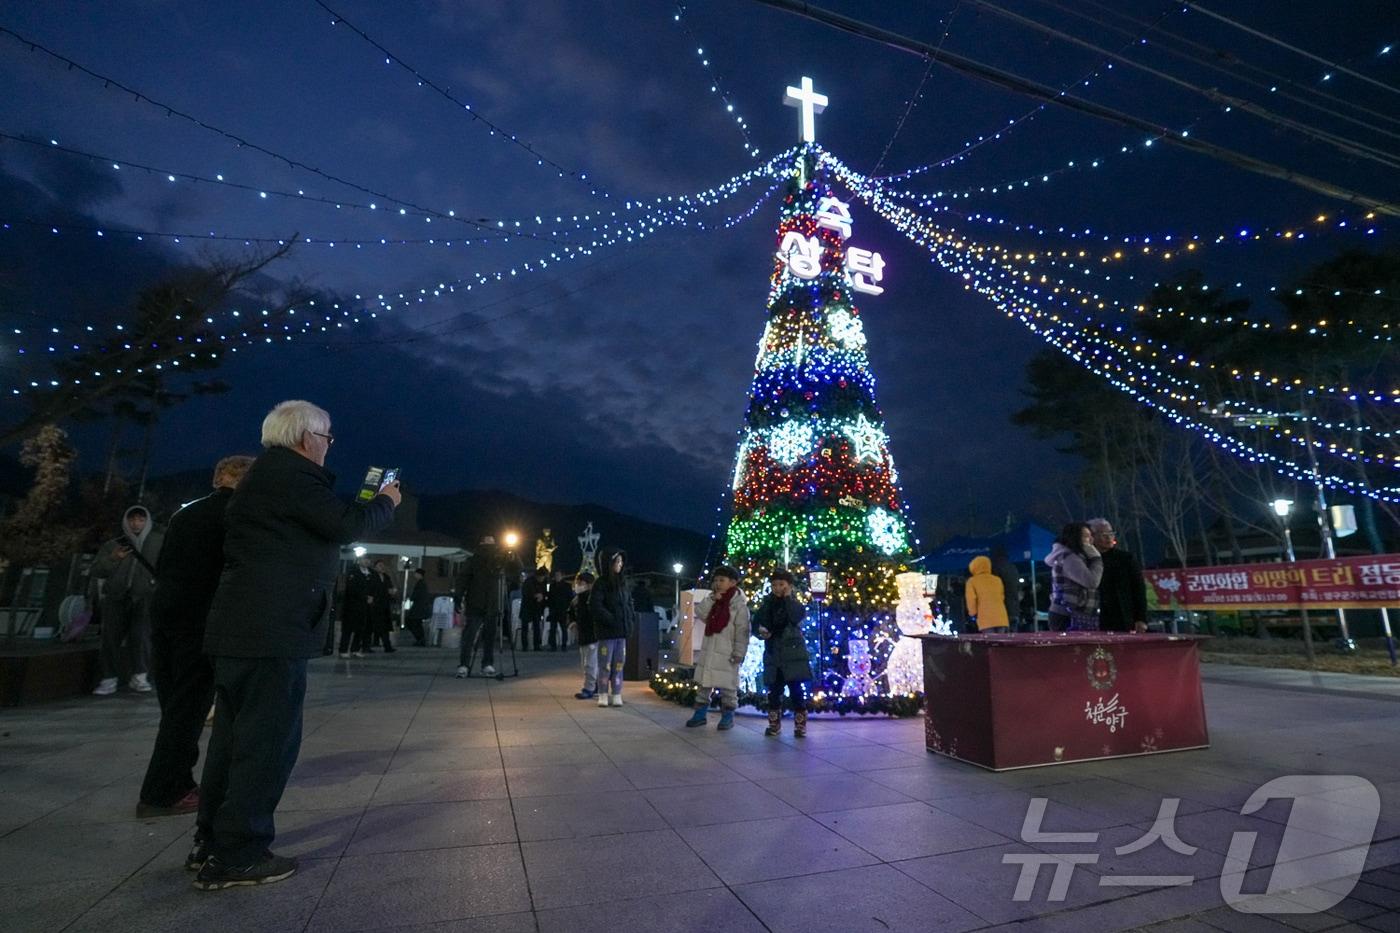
[671,3,759,158]
[830,151,1399,406]
[859,193,1400,458]
[4,169,785,394]
[911,226,1400,499]
[0,133,793,243]
[0,26,576,233]
[843,180,1400,484]
[310,0,606,195]
[829,160,1400,464]
[875,2,1186,183]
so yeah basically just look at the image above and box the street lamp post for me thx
[1271,499,1315,663]
[672,563,683,616]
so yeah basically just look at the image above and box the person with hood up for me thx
[754,570,811,737]
[685,565,751,732]
[1045,522,1104,631]
[92,505,166,695]
[965,556,1011,634]
[589,549,637,707]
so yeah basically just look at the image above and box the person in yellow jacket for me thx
[965,556,1010,633]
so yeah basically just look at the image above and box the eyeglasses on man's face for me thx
[311,431,335,446]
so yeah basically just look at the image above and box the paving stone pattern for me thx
[1,650,1397,932]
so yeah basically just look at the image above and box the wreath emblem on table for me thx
[1087,646,1117,690]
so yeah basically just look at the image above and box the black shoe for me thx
[185,841,210,872]
[193,853,298,891]
[384,647,397,654]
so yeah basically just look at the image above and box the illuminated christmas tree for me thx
[722,145,922,712]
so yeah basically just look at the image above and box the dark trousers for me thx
[767,678,808,711]
[522,616,543,650]
[197,656,307,864]
[100,593,151,679]
[139,628,215,806]
[548,619,566,650]
[322,614,337,653]
[404,616,426,646]
[460,613,494,667]
[338,615,371,653]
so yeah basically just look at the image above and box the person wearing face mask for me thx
[754,570,812,738]
[686,566,751,732]
[191,400,399,891]
[1045,522,1103,632]
[568,572,598,699]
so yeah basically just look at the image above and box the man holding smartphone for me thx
[192,400,399,891]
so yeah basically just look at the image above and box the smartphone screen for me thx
[357,466,385,502]
[382,468,399,487]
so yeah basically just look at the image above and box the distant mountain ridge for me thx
[416,488,713,576]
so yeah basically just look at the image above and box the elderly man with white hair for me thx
[191,400,400,891]
[1088,517,1148,634]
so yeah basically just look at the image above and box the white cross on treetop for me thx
[783,76,828,143]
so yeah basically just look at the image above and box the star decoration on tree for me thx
[844,413,887,463]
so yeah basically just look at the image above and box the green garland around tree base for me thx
[649,672,923,718]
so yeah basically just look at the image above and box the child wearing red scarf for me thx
[685,566,751,731]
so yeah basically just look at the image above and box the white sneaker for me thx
[351,651,364,658]
[483,665,496,675]
[129,673,153,693]
[456,666,468,678]
[92,677,118,696]
[610,694,624,707]
[597,692,610,707]
[338,652,350,659]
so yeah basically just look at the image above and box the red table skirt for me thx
[918,633,1210,770]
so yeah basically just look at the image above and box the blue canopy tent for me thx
[921,522,1056,629]
[922,522,1056,572]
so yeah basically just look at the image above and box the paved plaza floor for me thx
[2,648,1398,933]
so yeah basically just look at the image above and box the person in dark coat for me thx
[193,400,398,891]
[989,547,1022,633]
[520,566,549,650]
[91,505,166,695]
[456,536,505,676]
[754,570,812,737]
[136,454,254,816]
[569,571,598,698]
[371,559,398,653]
[547,569,573,651]
[404,569,429,647]
[338,558,376,657]
[1089,518,1148,633]
[589,549,637,707]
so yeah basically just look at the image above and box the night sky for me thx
[1,1,1396,544]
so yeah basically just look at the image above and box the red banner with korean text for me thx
[1144,554,1400,611]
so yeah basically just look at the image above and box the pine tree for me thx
[721,151,918,710]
